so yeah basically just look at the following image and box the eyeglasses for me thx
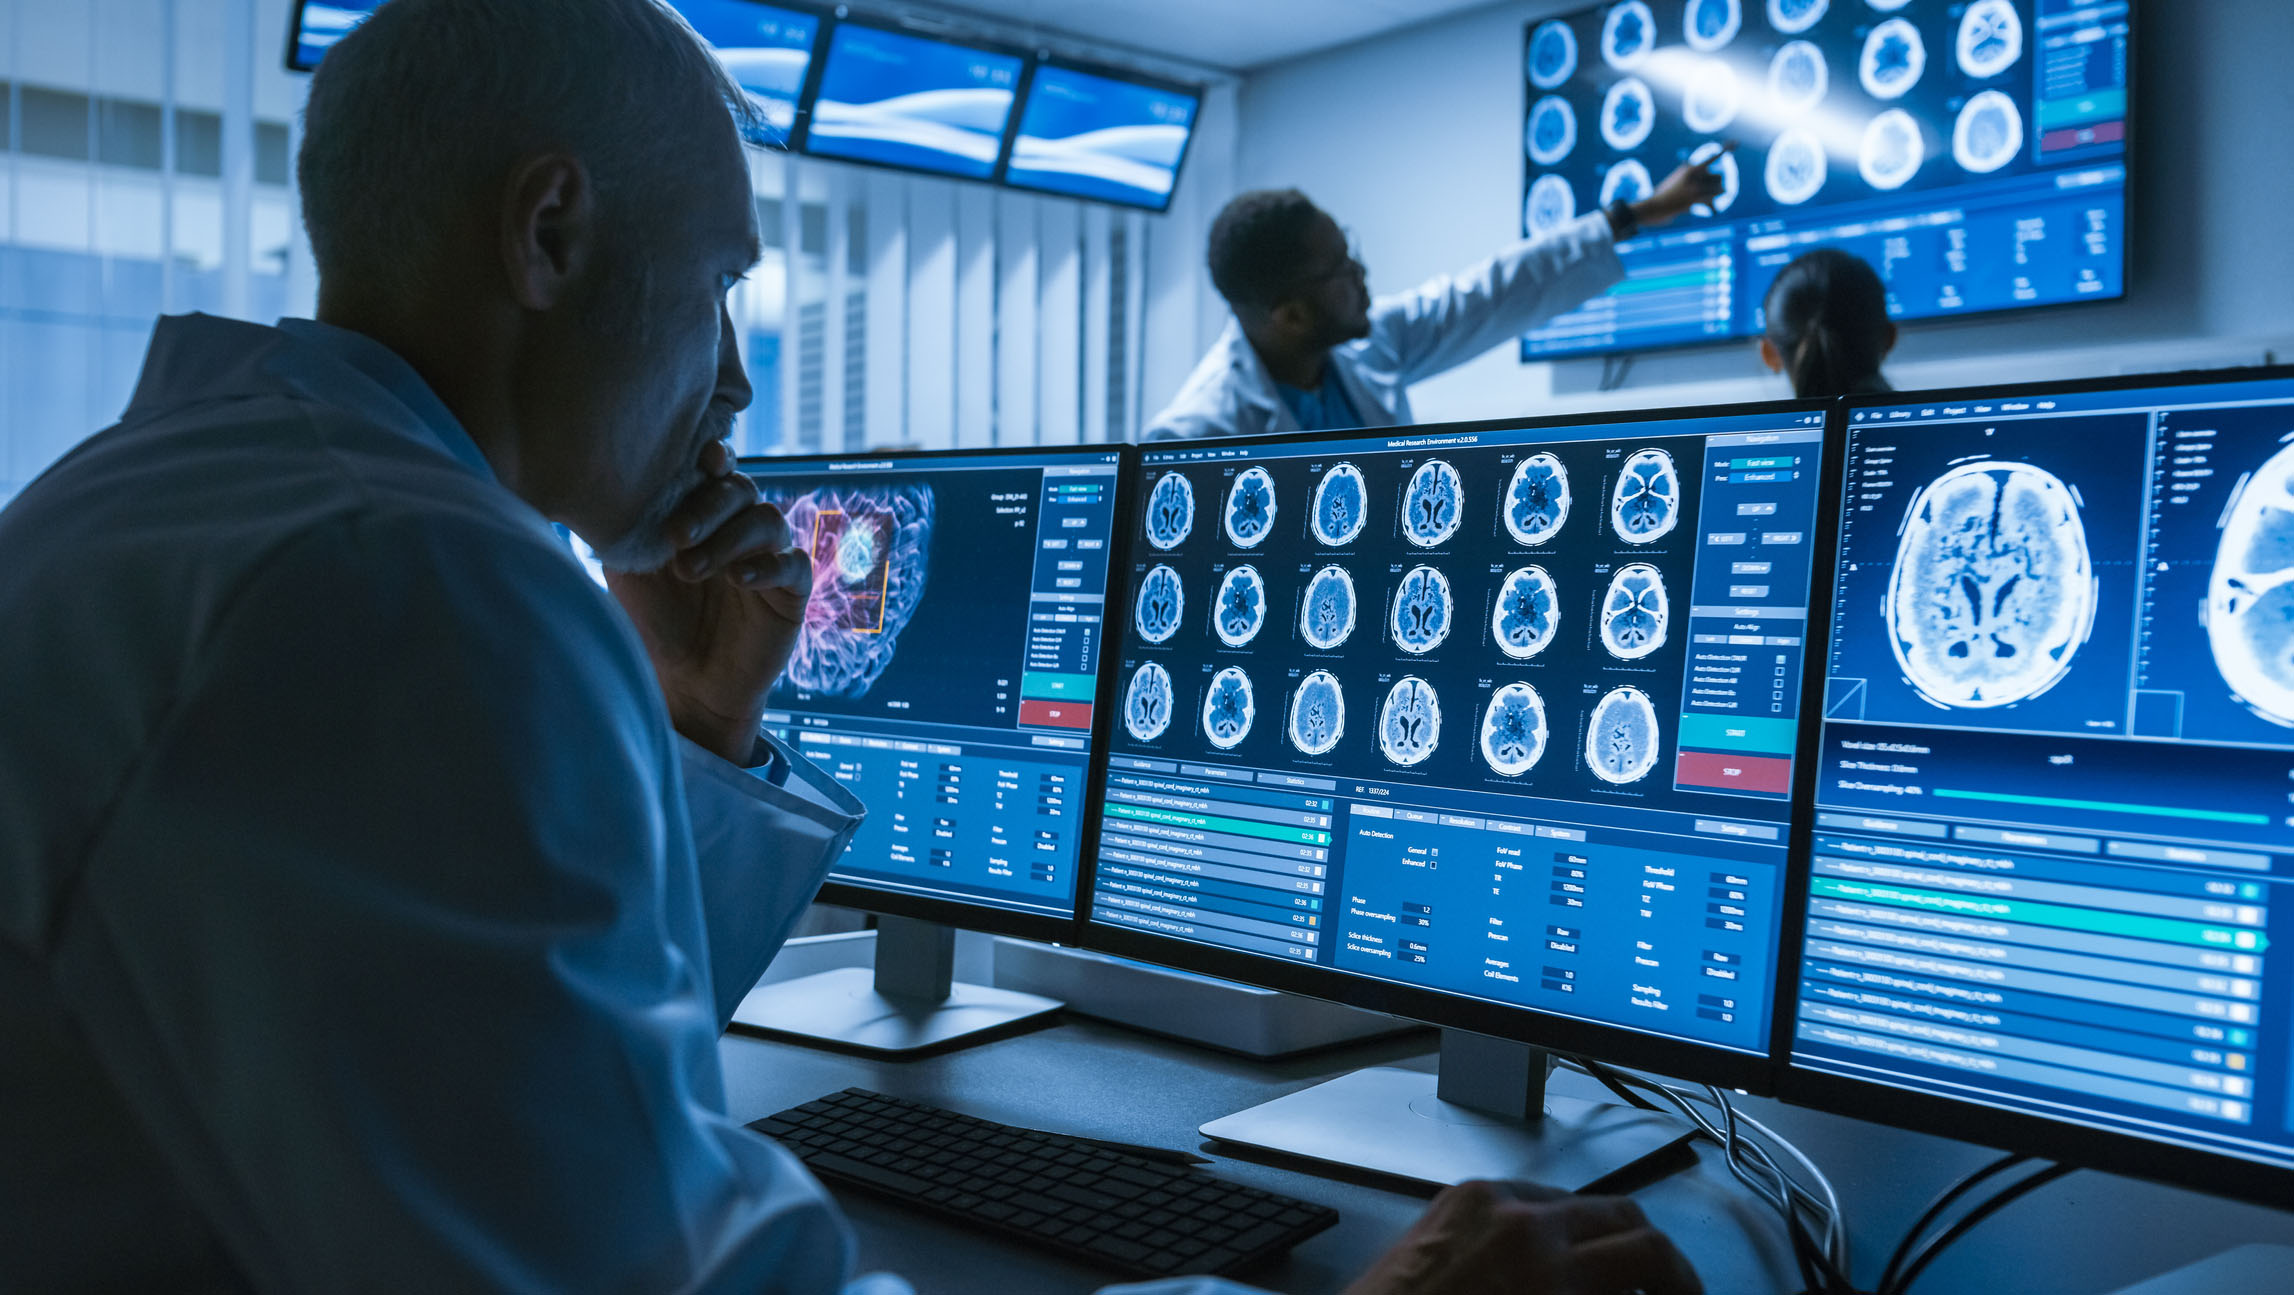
[1297,231,1365,290]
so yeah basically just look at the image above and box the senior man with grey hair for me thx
[0,2,1701,1292]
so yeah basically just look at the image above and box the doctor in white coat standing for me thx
[0,2,1700,1292]
[1146,158,1727,441]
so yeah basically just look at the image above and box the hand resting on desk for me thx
[1341,1180,1702,1295]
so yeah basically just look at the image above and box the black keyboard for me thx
[750,1087,1339,1279]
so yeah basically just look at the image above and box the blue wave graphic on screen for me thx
[1008,67,1196,207]
[294,1,381,67]
[809,27,1021,179]
[677,0,818,148]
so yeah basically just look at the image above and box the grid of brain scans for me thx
[1520,0,2131,357]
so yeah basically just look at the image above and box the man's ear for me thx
[1759,336,1784,374]
[500,153,595,313]
[1266,298,1311,338]
[1882,321,1900,357]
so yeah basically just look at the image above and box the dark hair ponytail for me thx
[1762,248,1893,399]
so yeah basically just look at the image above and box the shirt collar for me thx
[275,317,497,483]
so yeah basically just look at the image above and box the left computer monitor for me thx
[798,18,1027,181]
[286,0,382,70]
[675,0,825,150]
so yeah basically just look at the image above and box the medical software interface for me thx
[1091,410,1829,1055]
[746,450,1120,918]
[804,23,1024,180]
[677,0,822,150]
[1519,0,2131,358]
[1794,377,2294,1173]
[1005,64,1200,211]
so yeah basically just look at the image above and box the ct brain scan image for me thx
[1135,564,1183,644]
[1956,0,2023,79]
[1494,565,1561,660]
[1601,159,1654,212]
[1313,462,1369,547]
[1603,1,1656,70]
[1764,128,1828,206]
[1600,563,1671,660]
[1525,173,1579,238]
[1860,17,1926,101]
[1953,90,2023,175]
[1224,466,1277,548]
[1144,471,1193,550]
[1124,662,1173,741]
[2205,441,2294,727]
[1529,19,1578,90]
[1602,77,1656,152]
[1885,461,2098,709]
[1689,140,1740,216]
[1767,0,1828,35]
[1201,666,1256,749]
[1611,448,1682,544]
[1505,453,1572,546]
[1585,685,1662,785]
[1768,40,1828,114]
[1289,670,1348,755]
[1683,0,1741,52]
[1527,95,1578,167]
[782,485,934,698]
[1301,565,1358,650]
[1403,459,1465,548]
[1860,109,1925,191]
[1391,565,1455,655]
[1683,59,1741,134]
[1214,565,1268,647]
[1480,682,1551,777]
[1867,0,1910,9]
[1379,676,1443,766]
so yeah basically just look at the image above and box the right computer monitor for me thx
[1784,368,2294,1205]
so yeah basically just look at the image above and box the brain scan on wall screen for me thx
[1956,0,2023,79]
[1860,17,1926,101]
[1954,90,2024,175]
[1602,1,1655,70]
[1526,174,1580,238]
[1689,140,1740,217]
[1527,96,1578,167]
[1144,471,1194,550]
[1215,565,1268,646]
[1136,564,1184,644]
[1494,565,1562,659]
[1585,685,1662,785]
[1767,0,1827,35]
[1505,453,1572,546]
[1125,662,1174,741]
[1683,0,1741,52]
[1225,467,1277,548]
[1602,77,1656,152]
[1202,666,1256,749]
[1301,565,1359,649]
[1610,448,1681,544]
[1600,563,1672,660]
[1391,565,1455,654]
[781,485,934,698]
[1313,463,1369,546]
[1529,19,1578,89]
[1765,128,1828,207]
[1867,0,1911,10]
[2205,441,2294,727]
[1885,461,2098,709]
[1601,160,1654,211]
[1403,459,1465,548]
[1683,59,1741,134]
[1379,676,1443,766]
[1860,109,1925,191]
[1480,682,1551,776]
[1768,40,1828,113]
[1289,671,1348,755]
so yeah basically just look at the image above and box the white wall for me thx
[1226,0,2294,422]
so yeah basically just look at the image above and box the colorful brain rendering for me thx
[1505,453,1571,546]
[1135,564,1184,644]
[778,484,934,698]
[1610,448,1681,544]
[1225,467,1277,548]
[1390,565,1454,655]
[1202,666,1256,749]
[1585,686,1661,785]
[1124,662,1173,741]
[1403,459,1464,548]
[1480,683,1550,777]
[1494,566,1560,660]
[1313,462,1369,547]
[1301,565,1358,650]
[1214,565,1268,647]
[1289,671,1347,756]
[1600,563,1670,660]
[1144,471,1194,550]
[2207,441,2294,726]
[1379,676,1443,766]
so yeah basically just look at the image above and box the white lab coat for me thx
[0,316,1248,1295]
[1144,212,1625,440]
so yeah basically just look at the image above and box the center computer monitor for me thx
[799,18,1027,180]
[1781,367,2294,1209]
[1082,402,1838,1100]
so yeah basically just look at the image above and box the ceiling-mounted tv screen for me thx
[1517,0,2133,359]
[800,20,1026,181]
[677,0,825,150]
[286,0,382,70]
[1002,60,1203,212]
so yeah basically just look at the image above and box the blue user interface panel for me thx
[1089,408,1831,1056]
[743,449,1121,918]
[288,0,383,69]
[1005,63,1201,211]
[804,23,1024,180]
[1793,376,2294,1175]
[1519,0,2131,358]
[678,0,822,150]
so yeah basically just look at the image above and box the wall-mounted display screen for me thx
[803,21,1025,180]
[287,0,382,70]
[1004,61,1202,212]
[677,0,824,150]
[1518,0,2132,358]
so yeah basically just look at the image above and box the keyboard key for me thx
[1086,1236,1151,1265]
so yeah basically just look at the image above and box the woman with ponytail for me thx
[1759,247,1898,398]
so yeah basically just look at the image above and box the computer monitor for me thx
[1781,368,2294,1209]
[1000,58,1203,212]
[1517,0,2135,358]
[675,0,826,150]
[285,0,382,70]
[1080,403,1838,1181]
[798,19,1028,181]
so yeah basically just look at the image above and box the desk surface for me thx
[720,1018,2294,1294]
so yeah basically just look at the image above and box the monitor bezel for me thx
[1079,398,1842,1095]
[995,54,1207,215]
[737,440,1134,948]
[1772,361,2294,1212]
[792,13,1036,187]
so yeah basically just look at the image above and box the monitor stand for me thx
[2104,1245,2294,1294]
[729,916,1062,1057]
[1200,1029,1683,1190]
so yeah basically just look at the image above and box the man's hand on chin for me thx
[605,443,811,765]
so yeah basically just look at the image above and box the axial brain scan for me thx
[1602,77,1655,152]
[1953,90,2023,175]
[1611,448,1682,544]
[781,485,934,698]
[1379,676,1443,766]
[1683,59,1741,134]
[1860,17,1926,101]
[1689,140,1740,216]
[1529,19,1577,89]
[1125,662,1174,741]
[1289,670,1348,755]
[1144,471,1194,550]
[1494,565,1561,660]
[1765,128,1828,206]
[2205,441,2294,726]
[1684,0,1741,52]
[1225,467,1278,548]
[1860,109,1924,191]
[1603,1,1655,70]
[1526,173,1579,239]
[1391,565,1455,655]
[1215,565,1268,647]
[1767,0,1827,35]
[1480,682,1551,777]
[1527,95,1578,167]
[1885,461,2098,709]
[1601,159,1654,212]
[1505,453,1572,546]
[1301,565,1358,650]
[1136,564,1184,644]
[1202,666,1256,749]
[1600,563,1671,660]
[1403,459,1465,547]
[1768,40,1828,113]
[1585,685,1662,785]
[1956,0,2023,79]
[1313,462,1369,546]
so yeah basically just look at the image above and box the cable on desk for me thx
[1882,1162,2076,1295]
[1874,1152,2030,1294]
